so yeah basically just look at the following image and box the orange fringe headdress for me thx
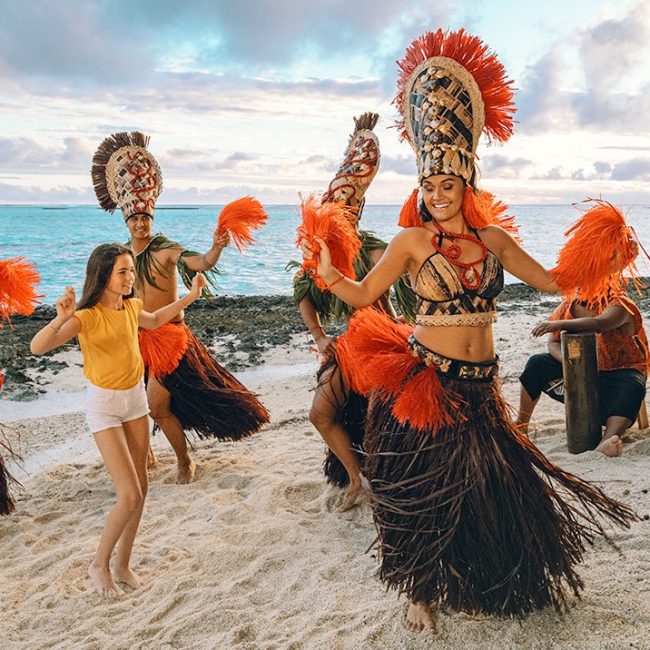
[551,199,640,307]
[296,196,362,291]
[395,29,518,236]
[0,257,41,326]
[215,196,269,252]
[322,112,381,222]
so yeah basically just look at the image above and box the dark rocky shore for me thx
[3,282,650,401]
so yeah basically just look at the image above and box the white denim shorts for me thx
[85,380,149,434]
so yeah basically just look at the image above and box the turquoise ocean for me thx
[2,204,650,304]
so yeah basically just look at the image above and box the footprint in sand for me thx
[283,482,323,510]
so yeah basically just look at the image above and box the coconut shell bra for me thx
[414,238,504,327]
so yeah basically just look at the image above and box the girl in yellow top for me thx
[31,243,206,599]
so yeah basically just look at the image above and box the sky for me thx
[0,0,648,205]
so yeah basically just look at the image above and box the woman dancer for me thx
[302,29,637,633]
[31,244,206,597]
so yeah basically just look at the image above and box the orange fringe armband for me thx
[296,196,361,291]
[0,257,41,325]
[139,323,190,377]
[462,186,520,240]
[216,196,269,252]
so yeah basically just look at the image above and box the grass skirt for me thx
[141,324,269,441]
[365,365,637,616]
[336,308,638,615]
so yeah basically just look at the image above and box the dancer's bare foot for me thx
[88,564,124,599]
[338,476,362,512]
[404,601,437,633]
[147,447,158,468]
[177,457,196,484]
[113,566,144,590]
[596,435,623,457]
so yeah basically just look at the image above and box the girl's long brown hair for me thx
[77,243,134,311]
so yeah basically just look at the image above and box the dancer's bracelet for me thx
[325,274,344,291]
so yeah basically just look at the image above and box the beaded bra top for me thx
[414,234,504,327]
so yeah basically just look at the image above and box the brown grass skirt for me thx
[159,329,270,441]
[317,356,368,487]
[364,373,637,616]
[0,432,18,515]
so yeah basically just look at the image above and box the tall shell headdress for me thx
[322,112,380,216]
[396,29,515,187]
[91,131,163,219]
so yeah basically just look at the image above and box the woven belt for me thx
[408,335,498,381]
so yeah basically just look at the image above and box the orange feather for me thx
[139,324,189,377]
[216,196,269,252]
[0,257,41,324]
[395,29,515,145]
[551,199,639,307]
[397,188,421,228]
[296,196,362,291]
[462,186,520,240]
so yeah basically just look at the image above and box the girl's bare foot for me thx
[404,601,437,633]
[113,566,144,590]
[596,435,623,457]
[88,564,124,599]
[177,457,196,484]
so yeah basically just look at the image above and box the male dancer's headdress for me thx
[92,131,163,219]
[322,112,380,219]
[552,199,642,307]
[395,29,517,233]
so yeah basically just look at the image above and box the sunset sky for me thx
[1,0,648,205]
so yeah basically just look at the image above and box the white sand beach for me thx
[1,316,649,650]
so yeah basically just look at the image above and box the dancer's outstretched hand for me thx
[212,230,230,249]
[55,286,76,321]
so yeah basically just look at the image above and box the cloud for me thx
[480,155,534,179]
[0,136,93,171]
[610,158,650,181]
[380,155,416,176]
[517,2,650,134]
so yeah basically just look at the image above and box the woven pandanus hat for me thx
[92,131,163,219]
[322,112,380,215]
[396,29,515,187]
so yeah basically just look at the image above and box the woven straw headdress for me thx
[92,131,163,219]
[322,112,380,215]
[396,29,515,187]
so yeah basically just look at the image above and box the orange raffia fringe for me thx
[336,307,457,431]
[216,196,269,252]
[0,370,4,391]
[296,196,361,291]
[551,199,639,308]
[462,186,520,240]
[0,257,41,325]
[139,322,189,377]
[395,28,515,144]
[398,188,421,228]
[397,186,520,240]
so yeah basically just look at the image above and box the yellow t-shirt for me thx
[74,298,144,389]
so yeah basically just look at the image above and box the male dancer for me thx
[92,132,269,483]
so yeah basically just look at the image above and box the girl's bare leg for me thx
[310,365,363,511]
[113,415,150,589]
[88,425,144,598]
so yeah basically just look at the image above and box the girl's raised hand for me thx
[301,236,334,279]
[189,273,207,300]
[55,286,76,320]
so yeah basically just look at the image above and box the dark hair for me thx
[77,243,135,310]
